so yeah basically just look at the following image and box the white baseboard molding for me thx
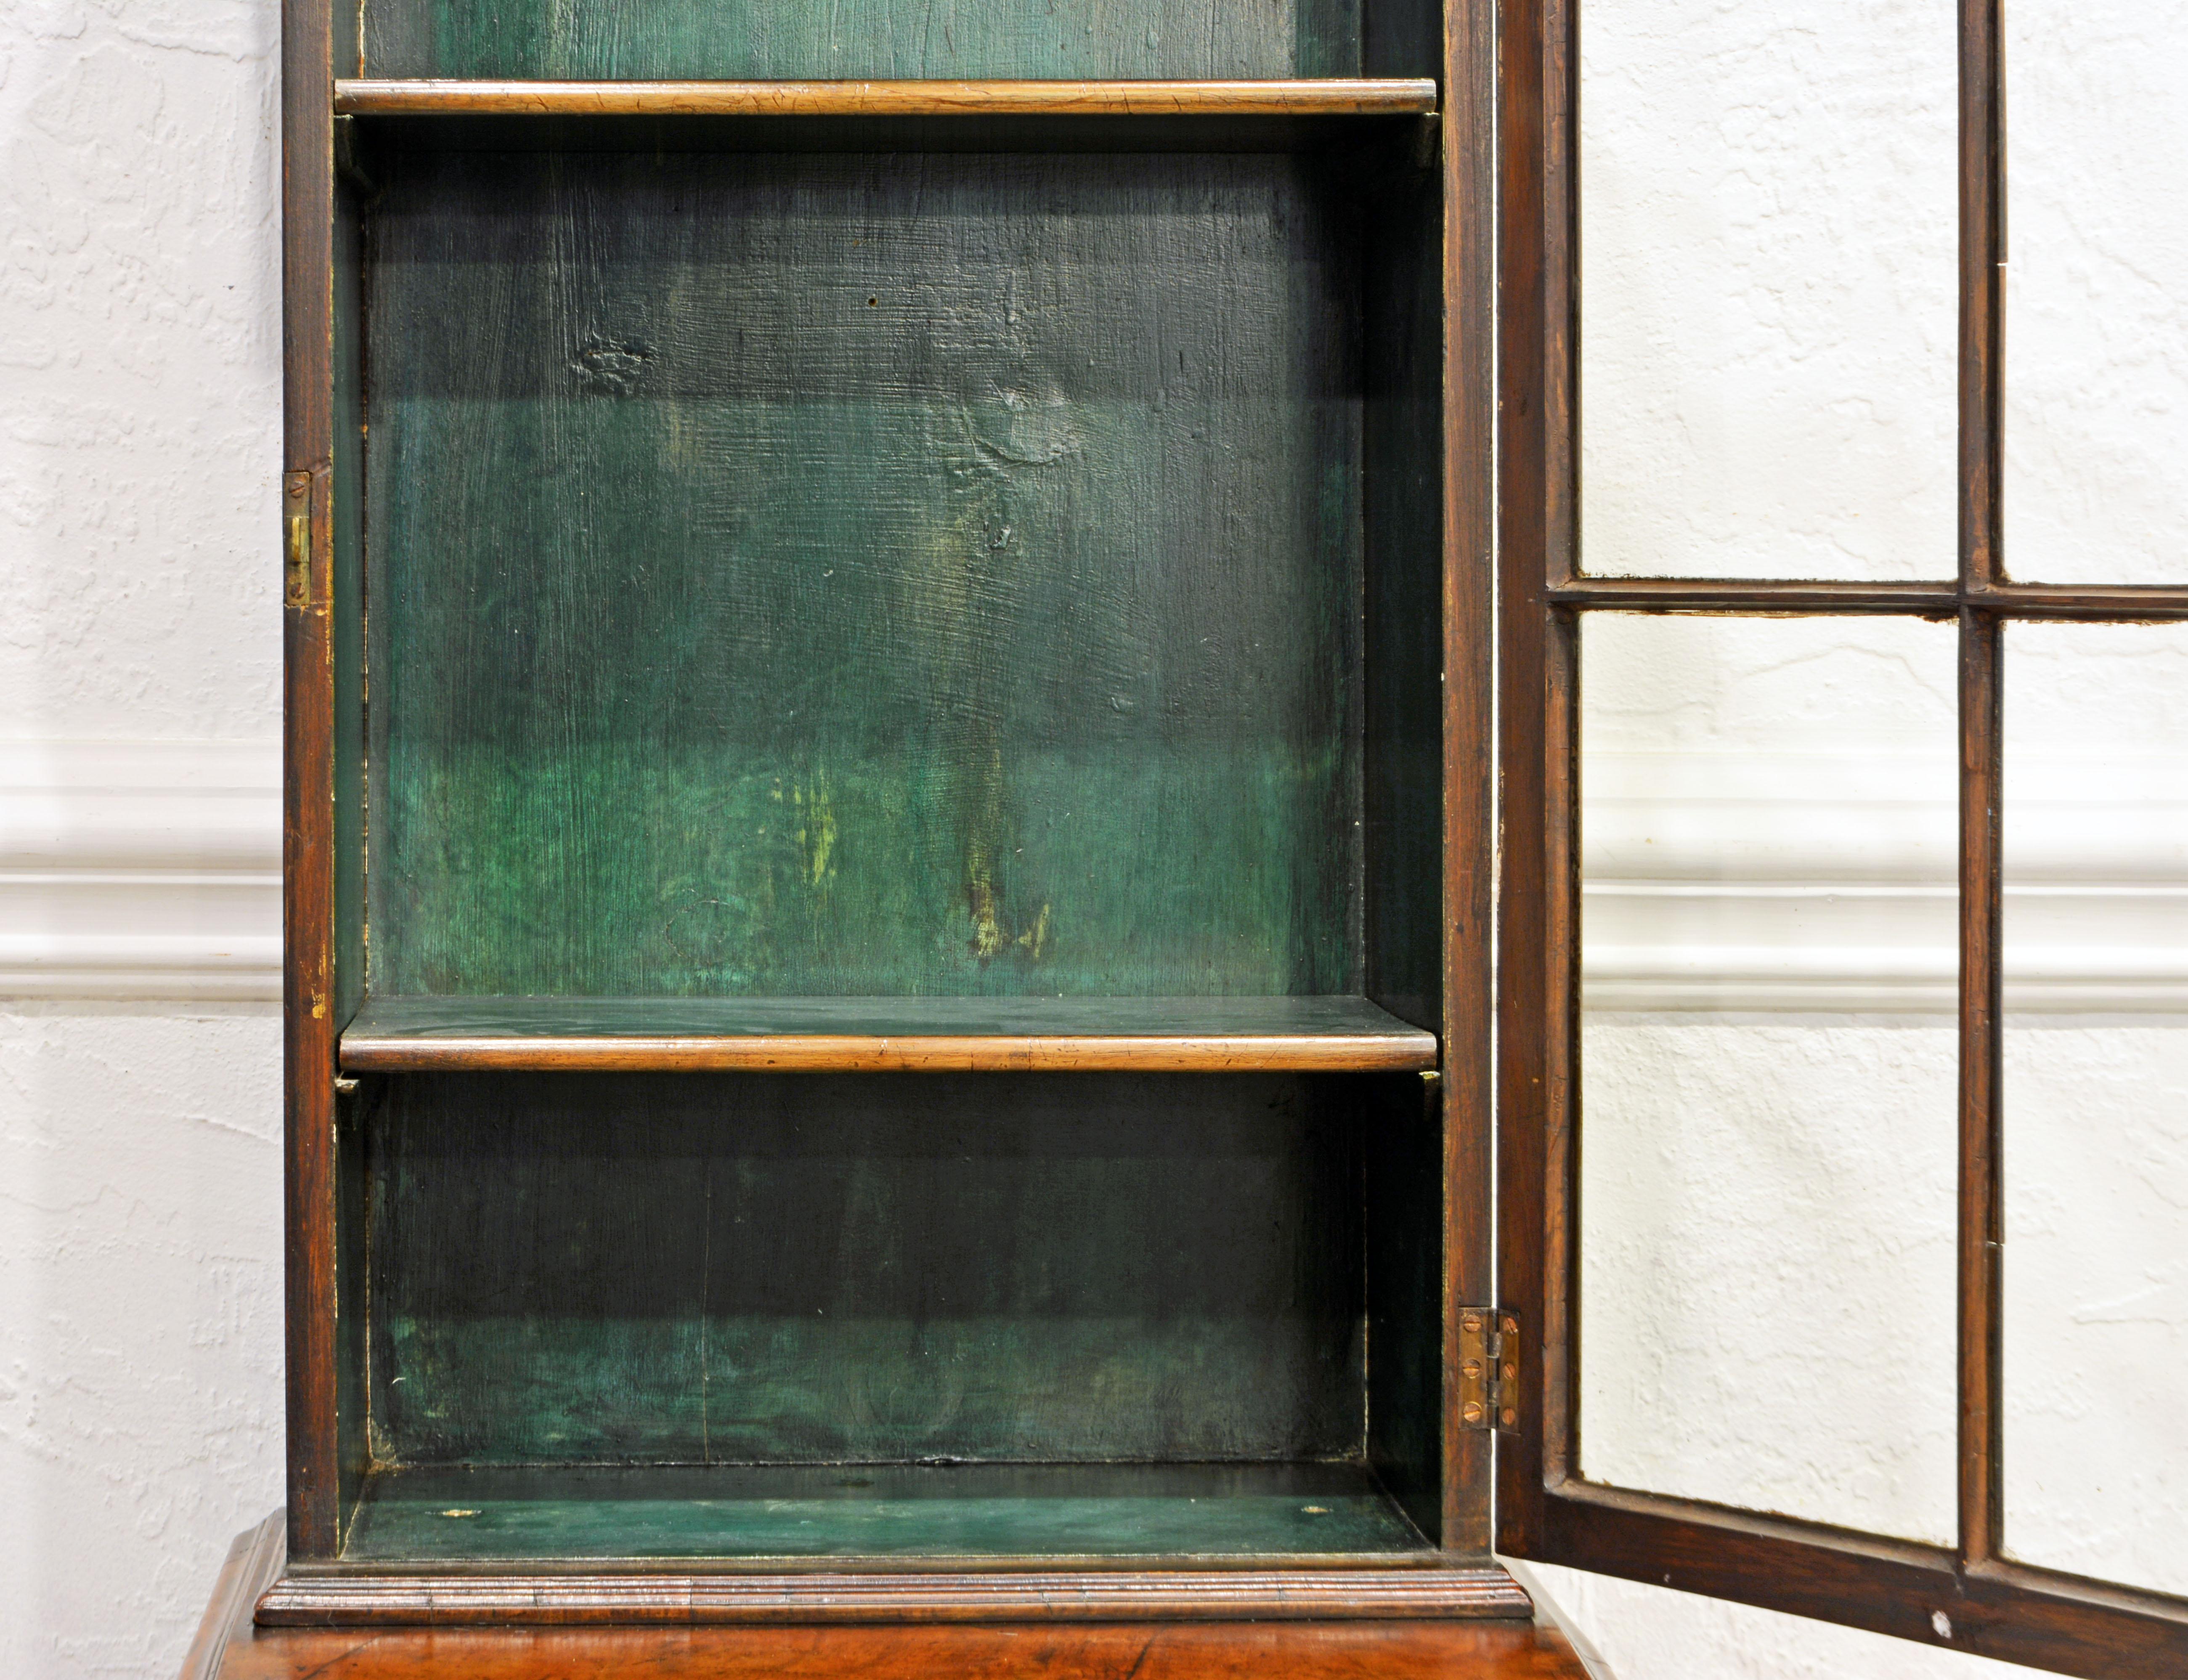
[0,741,282,1001]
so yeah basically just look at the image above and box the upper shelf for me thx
[331,78,1440,119]
[340,995,1439,1074]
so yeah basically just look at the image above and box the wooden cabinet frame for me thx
[1492,0,2188,1673]
[273,0,1522,1632]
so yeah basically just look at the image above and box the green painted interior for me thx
[365,1072,1382,1469]
[333,184,373,1538]
[360,0,1361,80]
[335,96,1451,1563]
[343,1462,1429,1561]
[365,149,1366,1002]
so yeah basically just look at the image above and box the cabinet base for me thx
[191,1517,1590,1680]
[257,1557,1533,1626]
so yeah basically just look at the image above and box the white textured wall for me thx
[1578,0,1957,580]
[2005,1,2188,584]
[1578,615,1964,1549]
[0,1009,284,1679]
[2,0,287,1672]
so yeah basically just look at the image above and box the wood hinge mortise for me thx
[1458,1307,1520,1433]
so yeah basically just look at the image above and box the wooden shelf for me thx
[339,995,1439,1073]
[332,77,1440,119]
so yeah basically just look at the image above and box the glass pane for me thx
[1578,0,1956,580]
[2003,622,2188,1596]
[2005,6,2188,584]
[1579,614,1957,1543]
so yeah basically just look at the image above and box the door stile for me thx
[1956,610,2004,1572]
[1491,0,1556,1566]
[1955,0,2005,1572]
[1440,0,1501,1556]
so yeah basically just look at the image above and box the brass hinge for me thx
[1459,1307,1520,1433]
[284,471,313,610]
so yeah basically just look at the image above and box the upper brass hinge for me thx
[1459,1306,1520,1433]
[284,471,313,610]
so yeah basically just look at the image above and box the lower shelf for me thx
[337,994,1440,1072]
[343,1462,1429,1563]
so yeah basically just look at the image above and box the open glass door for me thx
[1493,0,2188,1672]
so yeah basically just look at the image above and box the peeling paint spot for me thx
[973,386,1082,466]
[1016,902,1051,961]
[573,337,654,394]
[792,775,836,889]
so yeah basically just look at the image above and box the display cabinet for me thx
[263,0,1515,1628]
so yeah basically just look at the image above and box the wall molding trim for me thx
[4,741,2181,1012]
[0,741,282,1000]
[1585,750,2188,1014]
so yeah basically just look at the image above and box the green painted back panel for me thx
[366,151,1364,998]
[366,1072,1367,1466]
[361,0,1360,79]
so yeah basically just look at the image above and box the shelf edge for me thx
[332,78,1441,119]
[339,1032,1441,1074]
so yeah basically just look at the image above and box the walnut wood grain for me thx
[332,78,1439,118]
[1439,0,1499,1557]
[1958,610,2004,1569]
[255,1565,1533,1626]
[338,995,1440,1072]
[217,1622,1592,1680]
[1548,577,2188,618]
[196,1516,1573,1674]
[281,0,340,1565]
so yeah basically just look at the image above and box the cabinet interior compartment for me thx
[334,1069,1447,1561]
[324,122,1450,1567]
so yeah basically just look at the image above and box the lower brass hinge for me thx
[1459,1307,1520,1432]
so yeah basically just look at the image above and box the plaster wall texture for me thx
[1578,0,1957,580]
[0,2,2175,1679]
[2005,0,2188,585]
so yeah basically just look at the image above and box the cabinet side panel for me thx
[364,151,1365,1001]
[360,0,1361,79]
[335,1083,372,1543]
[1365,1070,1445,1543]
[1361,151,1445,1032]
[333,181,366,1031]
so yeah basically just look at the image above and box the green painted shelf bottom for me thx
[343,1461,1431,1562]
